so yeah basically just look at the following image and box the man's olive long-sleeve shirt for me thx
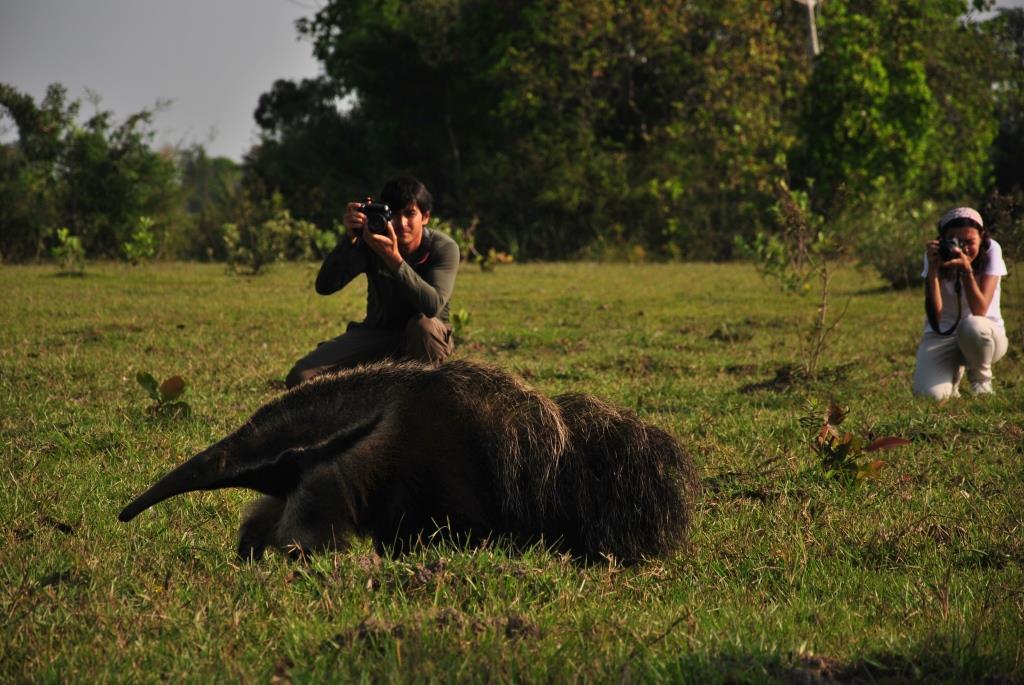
[314,229,460,330]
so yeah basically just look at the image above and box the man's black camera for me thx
[358,202,393,235]
[938,236,964,262]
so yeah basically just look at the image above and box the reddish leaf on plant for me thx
[826,402,846,426]
[864,437,911,452]
[159,376,186,401]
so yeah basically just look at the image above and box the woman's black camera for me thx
[938,236,963,262]
[358,202,393,235]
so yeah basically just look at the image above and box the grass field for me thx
[2,261,1022,683]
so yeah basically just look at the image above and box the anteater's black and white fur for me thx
[119,360,699,563]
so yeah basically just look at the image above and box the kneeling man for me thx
[286,176,459,388]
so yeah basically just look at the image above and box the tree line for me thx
[2,1,1023,271]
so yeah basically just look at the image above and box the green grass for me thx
[2,261,1022,683]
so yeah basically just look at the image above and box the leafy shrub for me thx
[222,207,319,275]
[432,217,514,271]
[847,192,937,290]
[736,182,845,381]
[431,217,477,262]
[313,222,340,257]
[735,183,836,294]
[801,401,910,483]
[51,227,85,276]
[122,216,157,264]
[479,248,515,272]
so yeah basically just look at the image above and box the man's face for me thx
[392,201,429,255]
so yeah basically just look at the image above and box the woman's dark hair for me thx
[380,176,433,215]
[939,216,991,274]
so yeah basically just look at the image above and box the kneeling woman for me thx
[913,207,1008,399]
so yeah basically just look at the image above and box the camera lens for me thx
[367,214,388,235]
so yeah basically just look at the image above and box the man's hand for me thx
[343,196,402,270]
[343,199,371,240]
[362,219,404,272]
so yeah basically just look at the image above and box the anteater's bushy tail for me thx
[547,393,699,562]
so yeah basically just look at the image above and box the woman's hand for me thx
[925,238,972,274]
[925,239,941,271]
[941,244,973,273]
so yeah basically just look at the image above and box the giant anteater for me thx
[119,360,699,562]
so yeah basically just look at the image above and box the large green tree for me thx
[0,84,75,260]
[174,145,243,260]
[0,83,182,261]
[248,0,1008,260]
[251,0,810,259]
[252,1,520,223]
[800,0,999,206]
[988,7,1024,192]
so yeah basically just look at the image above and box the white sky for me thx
[1,0,1022,162]
[0,0,321,160]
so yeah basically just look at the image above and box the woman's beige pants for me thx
[912,316,1008,400]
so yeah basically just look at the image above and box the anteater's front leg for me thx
[237,496,285,562]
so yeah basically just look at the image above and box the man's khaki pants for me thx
[285,315,453,388]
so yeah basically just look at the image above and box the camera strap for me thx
[926,272,962,336]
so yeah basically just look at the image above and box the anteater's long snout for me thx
[118,448,223,522]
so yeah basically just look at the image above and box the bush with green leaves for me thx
[222,206,319,275]
[122,216,158,264]
[313,223,340,258]
[736,183,845,381]
[845,191,937,290]
[801,401,910,483]
[735,184,834,293]
[430,217,477,262]
[1,83,182,261]
[51,227,85,276]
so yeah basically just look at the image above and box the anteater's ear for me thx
[118,414,382,522]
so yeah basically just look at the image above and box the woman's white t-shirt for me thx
[921,239,1007,333]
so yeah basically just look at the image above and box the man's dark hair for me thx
[380,176,432,215]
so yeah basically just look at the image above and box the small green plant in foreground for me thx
[802,401,910,482]
[136,371,191,416]
[451,307,471,340]
[51,227,86,276]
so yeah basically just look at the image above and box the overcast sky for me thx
[0,0,321,160]
[1,0,1022,162]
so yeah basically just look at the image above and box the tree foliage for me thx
[800,0,998,205]
[988,8,1024,193]
[0,84,183,261]
[175,145,243,260]
[252,0,813,259]
[245,0,1015,261]
[2,2,1021,265]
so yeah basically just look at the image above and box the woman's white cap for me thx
[939,207,983,231]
